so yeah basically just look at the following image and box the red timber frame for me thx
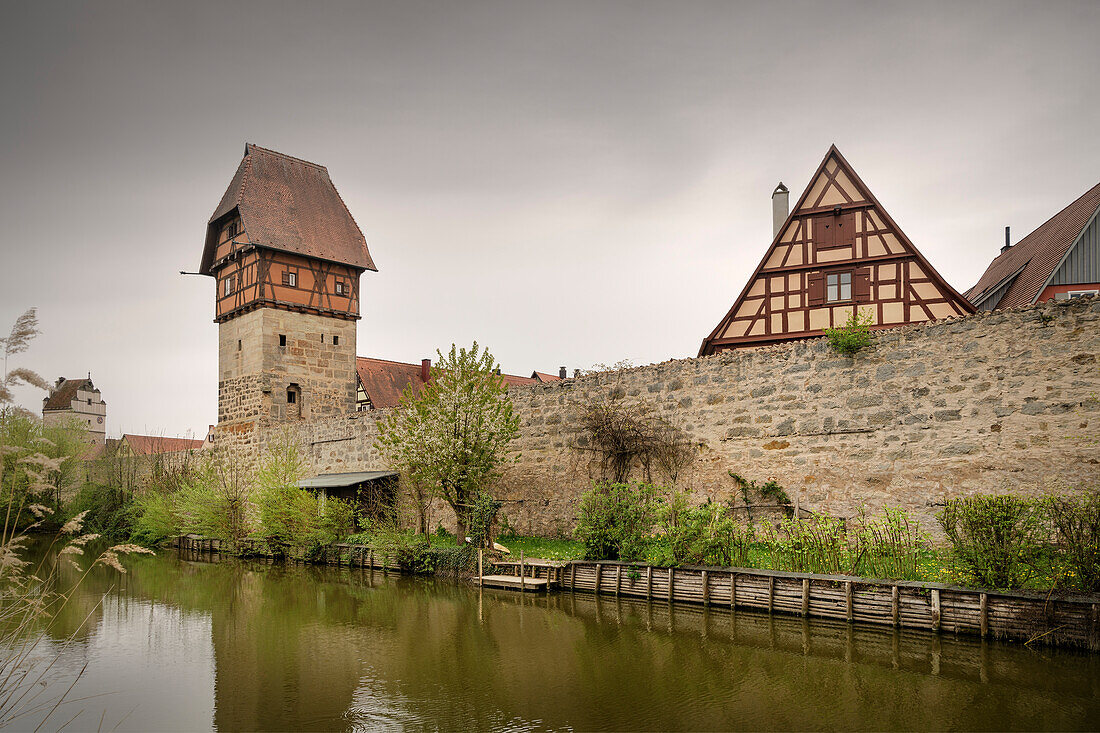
[699,145,974,355]
[210,215,362,323]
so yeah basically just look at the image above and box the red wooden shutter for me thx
[814,215,833,249]
[807,272,825,306]
[853,267,871,301]
[835,212,855,247]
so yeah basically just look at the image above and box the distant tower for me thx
[199,144,378,425]
[42,376,106,445]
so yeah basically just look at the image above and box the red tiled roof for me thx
[356,357,538,409]
[966,180,1100,309]
[43,378,92,411]
[200,144,377,274]
[122,434,204,456]
[532,371,562,383]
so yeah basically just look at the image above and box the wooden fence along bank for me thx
[174,535,1100,651]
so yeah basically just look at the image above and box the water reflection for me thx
[21,546,1100,731]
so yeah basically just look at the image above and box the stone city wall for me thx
[213,297,1100,539]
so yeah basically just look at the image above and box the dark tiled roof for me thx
[200,144,377,274]
[122,434,205,456]
[43,378,91,411]
[356,357,538,409]
[966,180,1100,309]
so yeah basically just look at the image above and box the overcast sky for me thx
[1,0,1098,439]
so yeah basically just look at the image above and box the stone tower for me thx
[199,144,377,426]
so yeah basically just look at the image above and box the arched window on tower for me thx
[286,384,302,420]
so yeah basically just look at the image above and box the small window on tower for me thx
[281,271,297,287]
[223,219,240,241]
[286,388,296,404]
[335,280,346,296]
[279,334,287,347]
[333,335,339,346]
[237,339,242,352]
[320,334,325,343]
[223,277,233,296]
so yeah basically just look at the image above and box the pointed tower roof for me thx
[698,145,974,356]
[199,144,377,275]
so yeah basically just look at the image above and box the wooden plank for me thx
[595,563,602,594]
[615,565,622,597]
[845,581,853,623]
[891,585,899,627]
[668,568,674,604]
[802,579,810,617]
[979,593,988,637]
[702,570,710,606]
[931,589,942,632]
[731,573,737,610]
[769,577,775,613]
[647,566,653,600]
[478,549,483,588]
[479,575,550,591]
[520,551,525,592]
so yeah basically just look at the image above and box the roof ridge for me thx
[356,356,427,368]
[246,143,329,172]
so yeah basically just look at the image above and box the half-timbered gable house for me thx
[699,146,974,355]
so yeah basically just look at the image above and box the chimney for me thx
[772,182,789,239]
[1001,226,1011,253]
[559,366,567,379]
[573,368,581,378]
[421,358,431,382]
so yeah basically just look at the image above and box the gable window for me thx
[223,218,241,241]
[281,271,297,287]
[1068,290,1098,299]
[826,272,852,302]
[335,280,346,296]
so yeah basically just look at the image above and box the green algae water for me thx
[17,546,1100,731]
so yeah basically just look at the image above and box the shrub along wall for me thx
[212,297,1100,538]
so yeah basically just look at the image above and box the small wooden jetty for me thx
[476,550,564,592]
[478,574,554,592]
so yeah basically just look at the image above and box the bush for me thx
[372,527,436,574]
[574,482,661,561]
[824,309,874,356]
[650,493,752,567]
[256,482,320,547]
[767,513,848,574]
[320,497,356,543]
[850,507,930,580]
[1048,491,1100,592]
[938,496,1047,589]
[65,483,134,541]
[130,490,180,546]
[466,491,502,548]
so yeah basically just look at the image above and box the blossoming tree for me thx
[377,342,519,541]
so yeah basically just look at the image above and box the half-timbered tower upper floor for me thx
[699,146,973,356]
[201,144,377,424]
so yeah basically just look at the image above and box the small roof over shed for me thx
[297,471,397,489]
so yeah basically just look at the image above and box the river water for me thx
[13,547,1100,731]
